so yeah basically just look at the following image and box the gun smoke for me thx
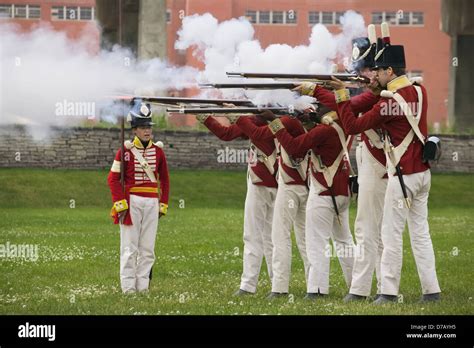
[0,10,365,138]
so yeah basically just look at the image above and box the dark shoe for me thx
[233,289,253,296]
[304,292,326,300]
[343,293,367,303]
[373,293,382,301]
[266,292,288,300]
[420,292,440,303]
[373,294,397,305]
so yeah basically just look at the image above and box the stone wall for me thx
[0,126,472,173]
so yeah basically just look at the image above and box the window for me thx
[14,5,27,18]
[385,11,397,25]
[66,6,78,20]
[321,12,334,25]
[411,12,424,25]
[51,6,95,21]
[0,4,12,18]
[51,6,64,20]
[308,11,319,25]
[28,5,40,19]
[398,11,410,25]
[372,12,383,24]
[335,11,344,24]
[272,11,283,24]
[285,10,297,24]
[259,11,270,24]
[245,10,256,23]
[371,11,424,26]
[166,9,171,23]
[80,7,92,20]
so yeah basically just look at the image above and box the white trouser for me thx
[119,194,159,293]
[271,176,310,293]
[380,170,441,296]
[349,142,387,296]
[305,177,355,294]
[240,176,277,293]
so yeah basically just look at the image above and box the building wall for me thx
[0,126,471,173]
[1,0,100,51]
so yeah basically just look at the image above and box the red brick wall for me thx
[2,0,100,53]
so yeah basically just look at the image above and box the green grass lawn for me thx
[0,168,473,315]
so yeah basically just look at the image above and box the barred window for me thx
[272,11,283,24]
[308,11,319,25]
[28,5,41,19]
[80,7,92,20]
[286,10,297,24]
[245,10,256,23]
[66,6,77,20]
[398,11,410,25]
[385,11,397,25]
[259,11,270,24]
[51,6,64,20]
[372,12,383,24]
[335,11,344,24]
[14,5,27,18]
[321,12,333,25]
[411,12,424,25]
[0,4,12,18]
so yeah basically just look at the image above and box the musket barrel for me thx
[166,106,291,115]
[134,96,255,106]
[226,72,370,83]
[199,82,299,89]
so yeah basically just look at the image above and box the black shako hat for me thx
[373,22,406,69]
[127,99,154,128]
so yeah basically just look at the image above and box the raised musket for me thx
[166,106,293,116]
[132,96,255,107]
[226,72,370,84]
[199,82,302,90]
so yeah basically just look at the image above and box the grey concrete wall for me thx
[441,0,474,131]
[0,126,472,173]
[138,0,167,60]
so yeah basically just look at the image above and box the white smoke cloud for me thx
[0,22,198,137]
[0,10,365,138]
[175,10,366,106]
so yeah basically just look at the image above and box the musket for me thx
[199,82,301,90]
[227,71,370,84]
[200,82,361,92]
[166,106,294,115]
[131,96,255,107]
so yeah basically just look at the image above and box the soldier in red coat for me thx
[196,114,277,296]
[233,112,313,298]
[108,101,169,294]
[296,24,387,302]
[261,107,356,299]
[330,28,441,304]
